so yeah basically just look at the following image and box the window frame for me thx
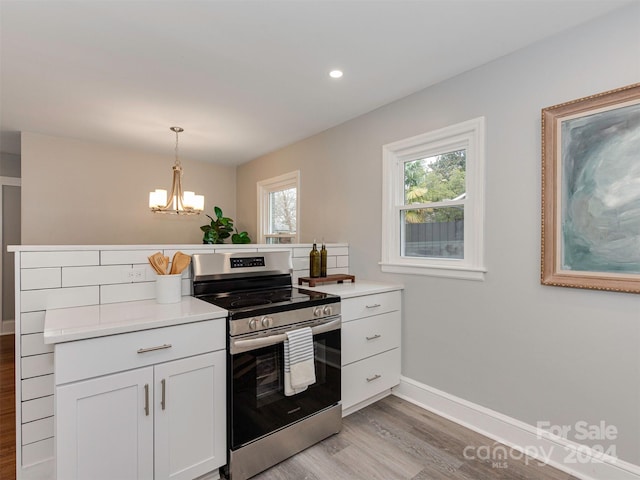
[380,117,486,280]
[257,170,300,244]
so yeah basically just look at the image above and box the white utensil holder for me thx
[155,274,182,304]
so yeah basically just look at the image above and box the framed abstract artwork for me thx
[541,83,640,293]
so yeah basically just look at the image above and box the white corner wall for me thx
[236,4,640,468]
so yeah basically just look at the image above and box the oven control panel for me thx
[230,256,266,268]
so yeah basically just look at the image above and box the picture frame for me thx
[541,83,640,294]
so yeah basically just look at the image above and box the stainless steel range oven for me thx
[192,251,341,480]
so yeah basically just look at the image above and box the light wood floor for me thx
[0,334,16,480]
[0,335,578,480]
[253,395,581,480]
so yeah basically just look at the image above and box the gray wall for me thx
[3,184,20,323]
[21,133,236,245]
[1,152,21,327]
[1,152,21,177]
[237,5,640,465]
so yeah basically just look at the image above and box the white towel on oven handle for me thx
[284,327,316,395]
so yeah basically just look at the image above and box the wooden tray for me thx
[298,274,355,287]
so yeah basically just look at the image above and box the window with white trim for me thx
[257,170,300,244]
[381,117,486,280]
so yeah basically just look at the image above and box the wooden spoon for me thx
[170,251,191,274]
[148,252,168,275]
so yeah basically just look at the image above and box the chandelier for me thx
[149,126,205,215]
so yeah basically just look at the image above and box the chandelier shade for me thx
[149,127,205,215]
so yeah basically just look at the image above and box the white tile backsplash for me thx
[21,251,99,268]
[327,267,349,276]
[22,416,54,445]
[22,374,55,401]
[21,334,54,357]
[62,265,131,287]
[337,256,349,268]
[163,248,215,258]
[212,248,259,253]
[292,257,309,271]
[100,281,156,304]
[327,247,349,256]
[22,396,54,423]
[21,268,61,291]
[135,264,159,281]
[22,437,54,466]
[21,353,54,379]
[100,249,159,265]
[21,311,46,334]
[21,286,100,312]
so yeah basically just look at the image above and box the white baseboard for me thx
[392,376,640,480]
[1,319,15,334]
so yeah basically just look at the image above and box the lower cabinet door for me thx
[154,351,227,480]
[342,348,401,411]
[56,367,154,480]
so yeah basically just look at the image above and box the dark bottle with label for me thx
[309,240,321,278]
[320,241,327,277]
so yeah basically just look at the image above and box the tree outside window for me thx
[381,117,486,280]
[258,171,300,244]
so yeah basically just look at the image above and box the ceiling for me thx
[0,0,632,165]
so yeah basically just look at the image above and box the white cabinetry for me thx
[154,353,225,480]
[54,319,226,480]
[341,290,401,415]
[56,367,154,480]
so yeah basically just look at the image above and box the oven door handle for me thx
[230,317,341,354]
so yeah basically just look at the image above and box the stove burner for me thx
[231,298,273,308]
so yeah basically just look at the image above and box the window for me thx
[381,117,486,280]
[257,171,300,244]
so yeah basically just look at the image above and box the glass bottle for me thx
[309,240,321,278]
[320,241,327,277]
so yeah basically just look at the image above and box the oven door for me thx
[228,317,341,450]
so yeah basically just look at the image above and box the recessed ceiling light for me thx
[329,70,343,79]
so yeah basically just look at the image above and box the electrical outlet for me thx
[122,266,135,282]
[132,266,146,282]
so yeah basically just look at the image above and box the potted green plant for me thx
[201,206,251,244]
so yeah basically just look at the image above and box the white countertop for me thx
[8,242,348,252]
[44,296,227,344]
[302,280,403,298]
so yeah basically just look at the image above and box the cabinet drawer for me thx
[342,348,400,411]
[55,319,225,385]
[342,311,400,366]
[341,291,401,322]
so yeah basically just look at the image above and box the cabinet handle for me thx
[366,334,381,341]
[137,343,172,354]
[365,304,381,309]
[144,384,150,416]
[161,379,166,411]
[366,374,382,382]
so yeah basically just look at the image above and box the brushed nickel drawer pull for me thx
[161,379,166,410]
[137,343,172,354]
[366,334,381,341]
[366,374,382,382]
[144,384,150,416]
[365,304,381,309]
